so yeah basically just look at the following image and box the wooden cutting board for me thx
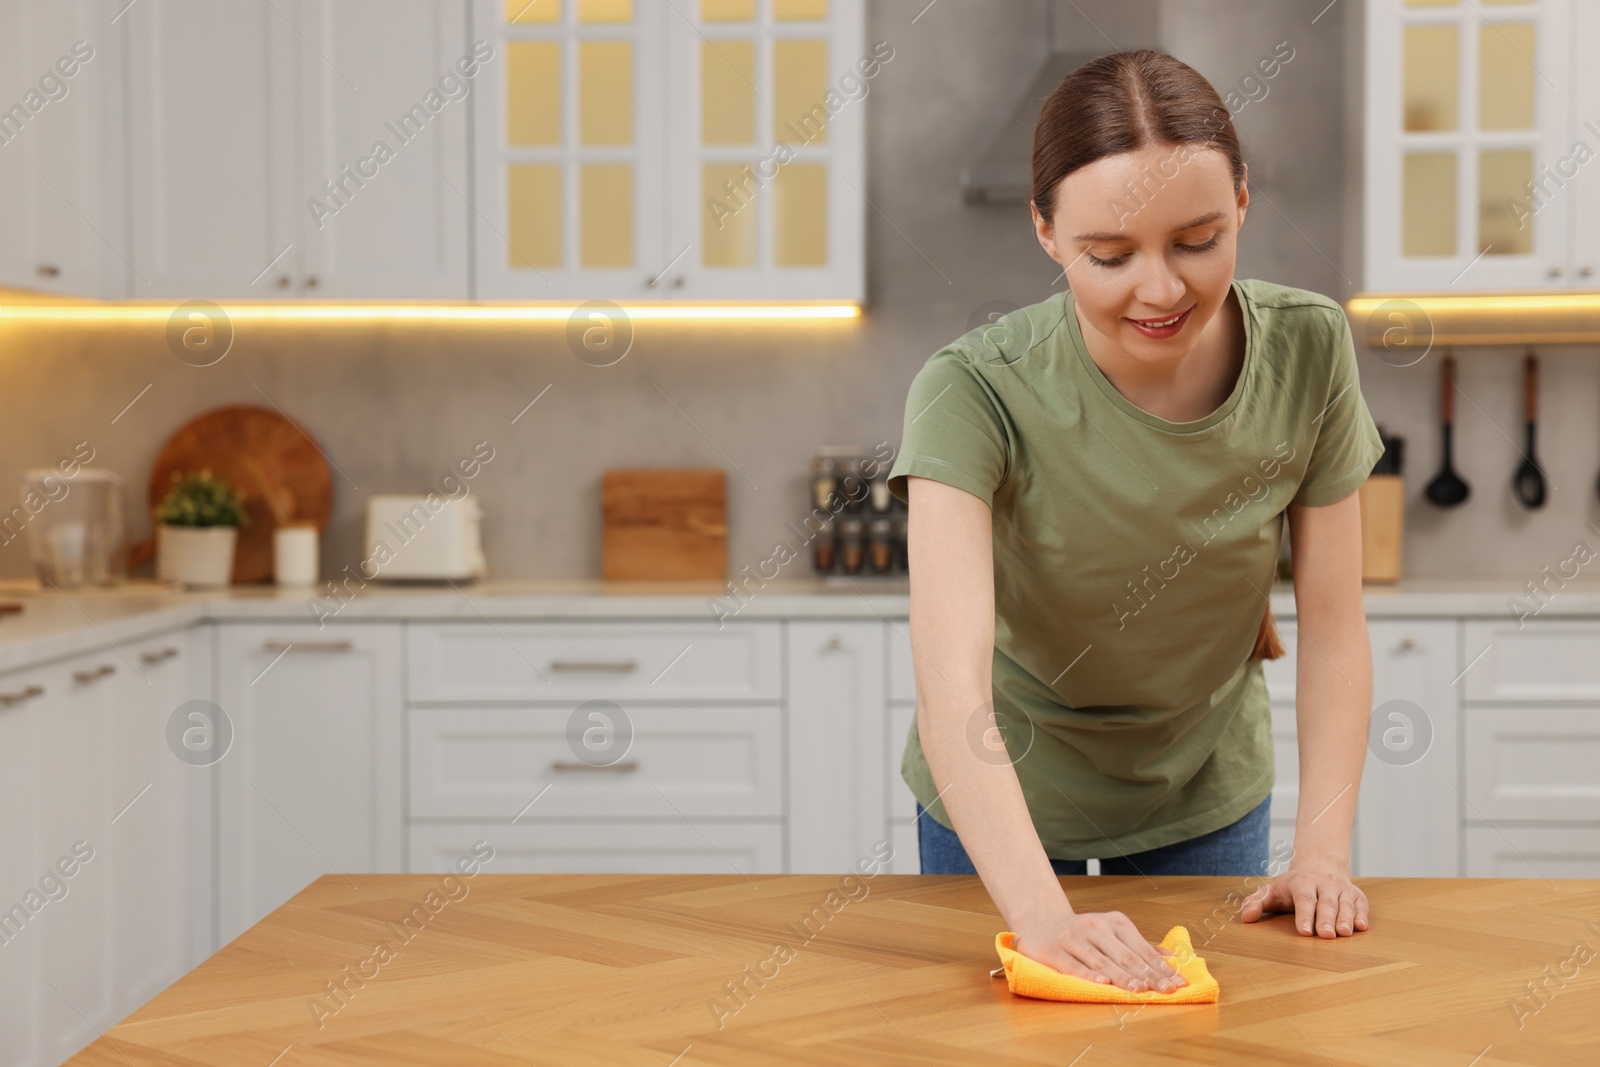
[602,468,726,580]
[142,406,334,584]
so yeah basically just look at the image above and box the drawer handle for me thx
[72,664,116,684]
[549,759,639,773]
[262,640,352,652]
[548,659,638,673]
[140,646,181,665]
[0,684,44,707]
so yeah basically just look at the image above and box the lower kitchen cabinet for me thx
[408,705,782,820]
[215,623,402,945]
[1464,827,1600,879]
[1355,620,1461,877]
[787,622,887,874]
[408,822,784,875]
[0,628,200,1067]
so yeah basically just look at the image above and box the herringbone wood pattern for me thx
[67,873,1600,1066]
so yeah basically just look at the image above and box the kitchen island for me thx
[63,871,1600,1066]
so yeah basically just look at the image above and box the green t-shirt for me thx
[886,278,1385,859]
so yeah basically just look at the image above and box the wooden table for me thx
[69,872,1600,1066]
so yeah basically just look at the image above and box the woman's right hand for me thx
[1012,907,1187,993]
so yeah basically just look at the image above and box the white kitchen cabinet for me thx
[1356,620,1461,877]
[469,0,865,302]
[0,629,199,1067]
[35,649,118,1065]
[662,0,866,301]
[215,624,402,944]
[123,0,296,298]
[1464,707,1600,822]
[1461,619,1600,703]
[1464,827,1600,879]
[409,821,783,875]
[0,0,124,297]
[408,704,783,819]
[0,662,47,1067]
[787,621,885,873]
[293,0,472,297]
[406,620,782,703]
[109,631,204,1012]
[124,0,470,299]
[1362,0,1579,290]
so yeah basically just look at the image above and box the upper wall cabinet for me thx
[1363,0,1578,291]
[471,0,866,302]
[0,0,124,298]
[125,0,470,300]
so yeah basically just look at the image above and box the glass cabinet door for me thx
[471,0,666,299]
[664,0,865,301]
[1367,0,1572,290]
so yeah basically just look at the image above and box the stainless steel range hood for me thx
[960,0,1161,204]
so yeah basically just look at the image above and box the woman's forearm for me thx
[1290,609,1372,870]
[918,683,1073,925]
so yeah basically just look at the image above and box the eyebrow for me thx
[1072,211,1228,244]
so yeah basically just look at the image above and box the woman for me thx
[886,50,1380,995]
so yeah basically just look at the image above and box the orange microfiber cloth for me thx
[992,924,1220,1004]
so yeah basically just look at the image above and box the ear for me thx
[1030,200,1063,268]
[1235,163,1250,225]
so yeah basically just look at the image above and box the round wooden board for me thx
[148,406,334,585]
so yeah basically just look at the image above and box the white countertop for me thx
[0,574,1583,676]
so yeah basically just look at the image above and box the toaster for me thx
[363,494,486,581]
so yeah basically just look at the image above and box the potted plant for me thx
[155,470,248,587]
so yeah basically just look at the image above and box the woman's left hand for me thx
[1239,866,1369,937]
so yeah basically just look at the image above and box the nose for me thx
[1131,256,1186,314]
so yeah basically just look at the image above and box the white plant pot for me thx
[157,524,238,588]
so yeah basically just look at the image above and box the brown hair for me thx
[1031,49,1245,226]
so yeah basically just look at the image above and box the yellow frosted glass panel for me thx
[775,39,829,145]
[507,41,561,146]
[1480,150,1533,255]
[703,163,757,267]
[580,164,633,267]
[701,0,753,20]
[1479,23,1535,130]
[774,0,828,18]
[507,165,562,268]
[702,40,755,144]
[774,163,827,266]
[505,0,559,23]
[578,0,631,22]
[1403,24,1458,131]
[579,40,632,146]
[1403,153,1457,256]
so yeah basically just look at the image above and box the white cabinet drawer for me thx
[406,621,781,703]
[1464,707,1600,822]
[1462,620,1600,702]
[409,705,782,818]
[407,821,784,875]
[888,701,916,821]
[1464,826,1600,878]
[888,621,914,703]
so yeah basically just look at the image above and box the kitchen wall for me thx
[2,0,1597,591]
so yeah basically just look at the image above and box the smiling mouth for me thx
[1125,306,1194,335]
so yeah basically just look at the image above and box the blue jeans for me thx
[916,793,1272,876]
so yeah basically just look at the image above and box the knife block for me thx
[1358,475,1403,584]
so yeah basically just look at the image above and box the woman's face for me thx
[1031,143,1247,367]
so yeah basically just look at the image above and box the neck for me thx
[1074,286,1244,422]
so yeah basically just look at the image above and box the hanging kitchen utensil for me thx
[1424,352,1470,507]
[1512,350,1547,509]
